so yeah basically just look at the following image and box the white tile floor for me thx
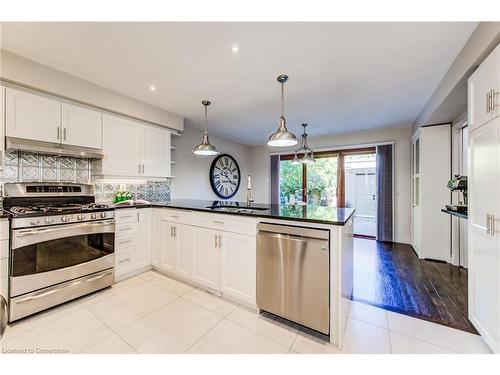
[0,270,493,354]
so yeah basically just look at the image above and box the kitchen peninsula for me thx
[114,200,354,348]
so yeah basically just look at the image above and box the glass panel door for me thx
[306,156,338,206]
[279,159,303,205]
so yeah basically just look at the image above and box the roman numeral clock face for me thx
[209,154,241,199]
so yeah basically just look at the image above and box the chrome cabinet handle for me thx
[213,220,224,224]
[139,163,141,174]
[493,90,499,111]
[118,258,131,264]
[118,239,132,245]
[142,164,145,174]
[170,227,173,237]
[169,215,180,219]
[215,234,218,248]
[57,127,60,140]
[119,226,132,231]
[490,214,496,236]
[174,227,177,238]
[487,91,490,113]
[63,128,67,141]
[486,214,491,235]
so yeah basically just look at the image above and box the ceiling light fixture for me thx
[267,74,298,147]
[193,100,219,156]
[231,45,239,53]
[291,123,316,164]
[149,85,156,91]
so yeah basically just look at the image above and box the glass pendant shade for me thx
[193,100,219,156]
[292,123,316,164]
[291,152,301,165]
[267,75,298,147]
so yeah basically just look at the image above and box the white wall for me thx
[171,125,252,202]
[0,50,184,131]
[250,125,412,244]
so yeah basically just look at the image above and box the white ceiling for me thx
[1,22,477,145]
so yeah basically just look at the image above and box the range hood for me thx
[5,137,106,159]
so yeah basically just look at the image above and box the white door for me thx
[176,224,194,280]
[192,227,220,291]
[469,118,500,353]
[160,220,177,273]
[143,125,171,177]
[135,209,152,270]
[61,103,102,149]
[101,114,143,176]
[5,88,61,143]
[411,136,422,254]
[220,232,256,305]
[468,45,499,132]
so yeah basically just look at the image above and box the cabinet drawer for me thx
[116,222,136,237]
[115,209,138,223]
[193,212,257,236]
[157,208,192,225]
[115,245,133,273]
[0,240,8,260]
[115,236,135,249]
[0,257,8,280]
[0,220,9,240]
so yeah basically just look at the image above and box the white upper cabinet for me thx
[143,125,171,178]
[96,114,172,178]
[468,44,500,132]
[61,103,102,149]
[99,114,143,177]
[5,88,61,143]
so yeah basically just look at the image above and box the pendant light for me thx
[267,75,298,147]
[293,123,316,164]
[193,100,219,156]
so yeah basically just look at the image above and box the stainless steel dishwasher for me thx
[256,222,330,335]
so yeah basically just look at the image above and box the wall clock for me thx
[209,154,241,199]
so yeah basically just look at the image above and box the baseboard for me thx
[394,235,411,245]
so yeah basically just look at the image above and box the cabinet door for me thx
[115,238,135,279]
[5,88,61,143]
[468,45,500,132]
[61,103,102,149]
[176,224,194,279]
[134,209,152,270]
[192,227,220,291]
[160,220,177,273]
[101,114,143,176]
[468,118,500,353]
[220,232,256,305]
[151,210,163,268]
[143,125,171,177]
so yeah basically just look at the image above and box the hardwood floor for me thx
[352,238,477,334]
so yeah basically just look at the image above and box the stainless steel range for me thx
[3,182,115,321]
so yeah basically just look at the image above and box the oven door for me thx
[10,219,115,297]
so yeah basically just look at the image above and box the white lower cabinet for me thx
[192,227,220,291]
[115,208,152,280]
[220,232,256,305]
[151,209,257,306]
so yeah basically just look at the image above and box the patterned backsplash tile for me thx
[2,150,91,183]
[94,180,171,204]
[0,150,171,206]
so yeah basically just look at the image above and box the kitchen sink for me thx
[207,205,269,214]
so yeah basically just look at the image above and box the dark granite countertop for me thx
[441,208,468,220]
[149,199,355,225]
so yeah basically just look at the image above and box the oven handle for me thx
[16,220,115,237]
[12,219,115,249]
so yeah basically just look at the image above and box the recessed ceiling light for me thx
[231,45,239,53]
[149,85,156,91]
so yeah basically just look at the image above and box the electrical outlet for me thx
[119,183,126,191]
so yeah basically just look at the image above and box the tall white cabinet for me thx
[468,43,500,353]
[411,124,451,261]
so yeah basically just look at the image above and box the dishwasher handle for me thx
[257,222,329,240]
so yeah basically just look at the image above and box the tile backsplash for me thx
[1,150,91,183]
[94,180,171,204]
[0,150,171,205]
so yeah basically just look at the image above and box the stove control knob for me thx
[29,218,40,226]
[44,217,54,224]
[77,214,85,221]
[90,213,97,219]
[100,212,107,219]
